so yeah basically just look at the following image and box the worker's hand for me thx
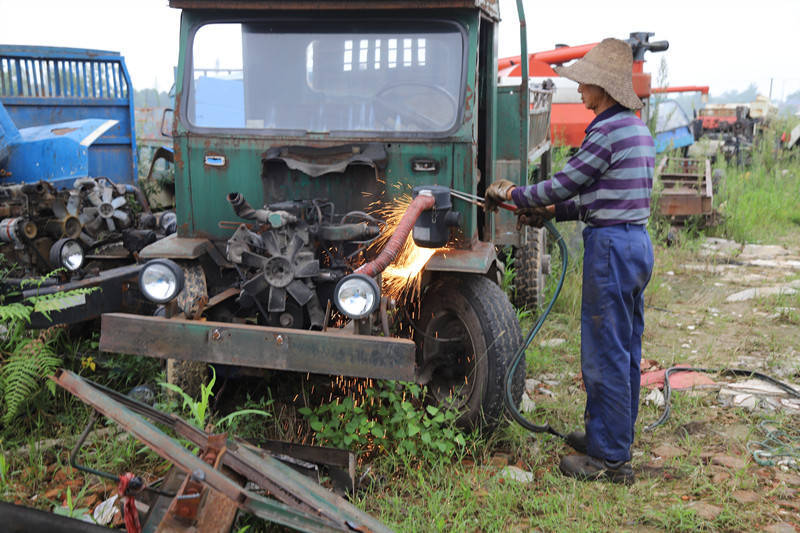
[515,206,554,229]
[485,179,515,212]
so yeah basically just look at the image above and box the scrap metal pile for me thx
[47,369,392,533]
[0,177,174,280]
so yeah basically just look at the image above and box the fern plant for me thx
[0,269,86,425]
[0,324,63,424]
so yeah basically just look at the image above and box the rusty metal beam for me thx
[99,313,416,380]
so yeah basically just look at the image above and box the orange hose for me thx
[355,193,435,278]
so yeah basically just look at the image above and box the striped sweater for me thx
[511,104,655,226]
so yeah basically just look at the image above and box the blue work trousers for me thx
[581,223,654,463]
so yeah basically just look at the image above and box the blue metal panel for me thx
[655,127,694,153]
[0,45,138,185]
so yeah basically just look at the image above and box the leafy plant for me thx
[298,381,466,464]
[51,486,91,520]
[159,367,271,432]
[160,366,217,428]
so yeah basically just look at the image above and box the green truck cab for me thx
[100,0,552,429]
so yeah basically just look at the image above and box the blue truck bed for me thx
[0,45,138,187]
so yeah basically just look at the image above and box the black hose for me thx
[504,220,568,439]
[644,366,800,431]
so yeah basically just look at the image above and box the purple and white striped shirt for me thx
[511,104,655,226]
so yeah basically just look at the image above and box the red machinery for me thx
[499,32,668,147]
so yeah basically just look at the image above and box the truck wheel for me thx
[511,226,550,310]
[416,275,523,431]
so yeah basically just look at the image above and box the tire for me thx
[511,226,550,310]
[416,275,524,431]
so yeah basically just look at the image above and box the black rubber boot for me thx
[559,454,634,485]
[564,431,587,454]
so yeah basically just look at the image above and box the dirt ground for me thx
[630,234,800,531]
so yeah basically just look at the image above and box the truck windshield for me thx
[189,20,464,134]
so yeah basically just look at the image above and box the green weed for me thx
[160,366,217,428]
[298,381,466,464]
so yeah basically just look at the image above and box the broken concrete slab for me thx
[700,237,741,257]
[520,392,536,414]
[651,444,687,460]
[726,285,798,302]
[732,490,760,504]
[687,501,723,520]
[710,454,748,470]
[498,465,535,483]
[739,244,791,260]
[762,522,797,533]
[539,338,566,348]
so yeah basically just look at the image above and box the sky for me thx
[1,0,799,101]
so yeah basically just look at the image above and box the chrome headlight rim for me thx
[138,258,185,304]
[333,273,380,320]
[49,238,84,272]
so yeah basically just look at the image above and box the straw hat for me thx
[553,38,642,110]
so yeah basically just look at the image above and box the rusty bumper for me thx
[100,313,416,380]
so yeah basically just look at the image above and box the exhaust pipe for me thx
[355,191,436,278]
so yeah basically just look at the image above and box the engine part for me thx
[411,184,460,248]
[0,217,36,245]
[80,178,132,235]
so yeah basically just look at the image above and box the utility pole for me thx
[768,78,773,101]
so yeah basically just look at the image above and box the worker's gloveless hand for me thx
[485,179,515,212]
[515,206,554,229]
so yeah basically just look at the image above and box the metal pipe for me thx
[227,192,256,220]
[516,0,529,186]
[652,85,710,95]
[354,191,435,278]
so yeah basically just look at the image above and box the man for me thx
[486,38,655,484]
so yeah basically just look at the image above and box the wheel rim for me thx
[421,309,478,410]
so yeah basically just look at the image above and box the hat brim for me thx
[554,62,643,110]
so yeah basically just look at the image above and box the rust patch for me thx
[50,127,78,136]
[174,144,185,171]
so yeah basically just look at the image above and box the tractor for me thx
[99,0,554,430]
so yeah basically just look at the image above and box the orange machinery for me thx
[498,32,668,147]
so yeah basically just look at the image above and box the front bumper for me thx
[99,313,416,381]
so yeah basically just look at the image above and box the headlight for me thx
[49,238,84,272]
[334,274,380,319]
[138,259,184,303]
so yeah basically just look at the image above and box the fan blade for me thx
[240,250,269,270]
[101,186,113,203]
[79,232,94,246]
[285,234,304,261]
[86,216,103,235]
[294,258,320,278]
[286,279,313,306]
[268,286,286,312]
[242,273,269,296]
[66,193,81,216]
[106,218,116,232]
[112,210,130,227]
[52,201,67,219]
[111,196,127,209]
[261,231,281,257]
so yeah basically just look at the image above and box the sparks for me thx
[367,194,448,304]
